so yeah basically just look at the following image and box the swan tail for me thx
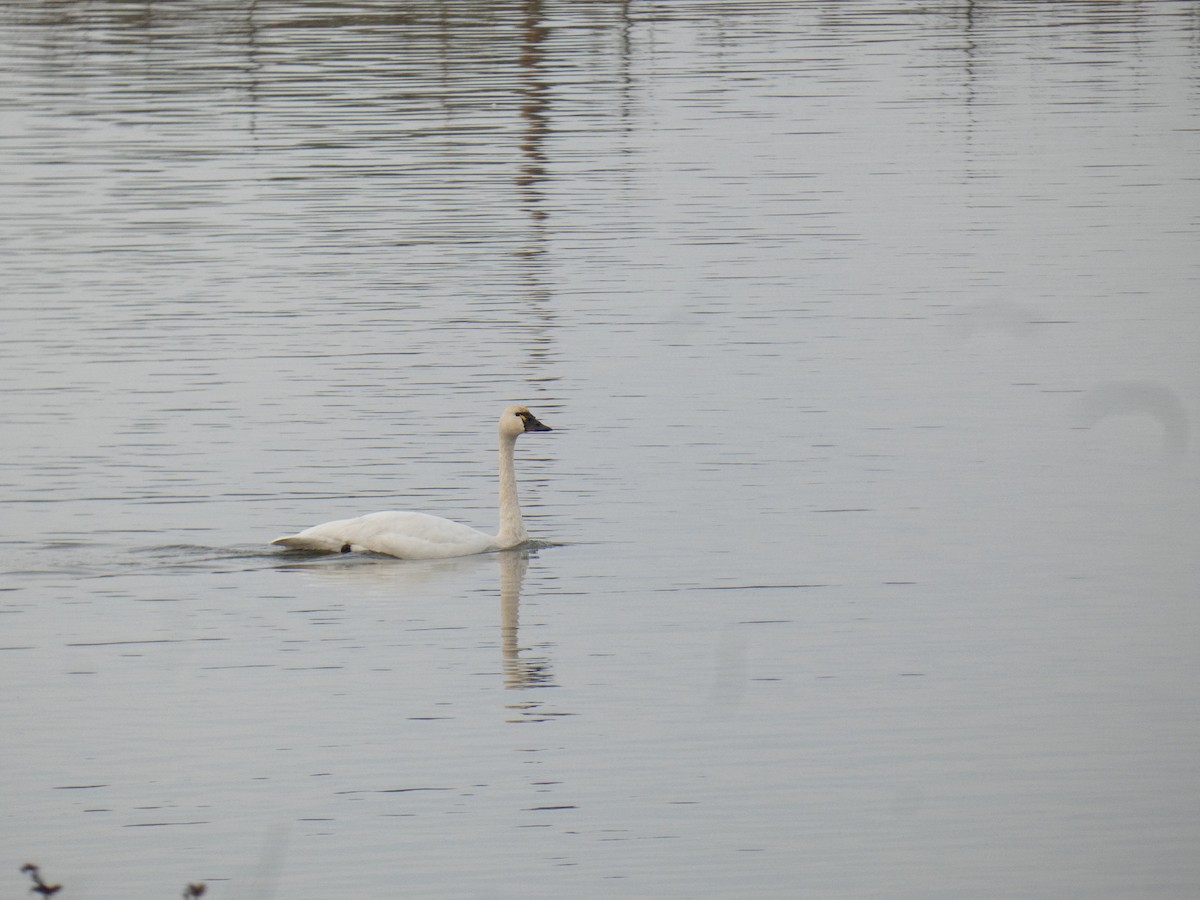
[270,534,349,553]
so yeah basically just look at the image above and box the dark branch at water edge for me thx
[20,865,61,897]
[18,864,207,898]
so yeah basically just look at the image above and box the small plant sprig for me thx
[19,864,206,898]
[20,864,62,897]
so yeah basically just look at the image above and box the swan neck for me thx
[496,431,525,548]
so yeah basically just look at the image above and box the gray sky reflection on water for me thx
[1,2,1199,898]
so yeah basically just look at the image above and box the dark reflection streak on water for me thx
[962,0,979,183]
[514,0,562,392]
[242,0,262,144]
[517,0,548,233]
[616,0,636,205]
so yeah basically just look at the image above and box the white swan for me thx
[270,404,552,559]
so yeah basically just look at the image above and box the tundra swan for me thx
[271,404,552,559]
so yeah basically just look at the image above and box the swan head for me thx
[500,404,552,438]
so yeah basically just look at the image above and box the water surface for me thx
[2,2,1198,898]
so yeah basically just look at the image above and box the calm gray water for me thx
[3,2,1199,897]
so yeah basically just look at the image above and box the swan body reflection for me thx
[271,405,552,559]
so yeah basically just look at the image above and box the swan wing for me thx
[272,510,497,559]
